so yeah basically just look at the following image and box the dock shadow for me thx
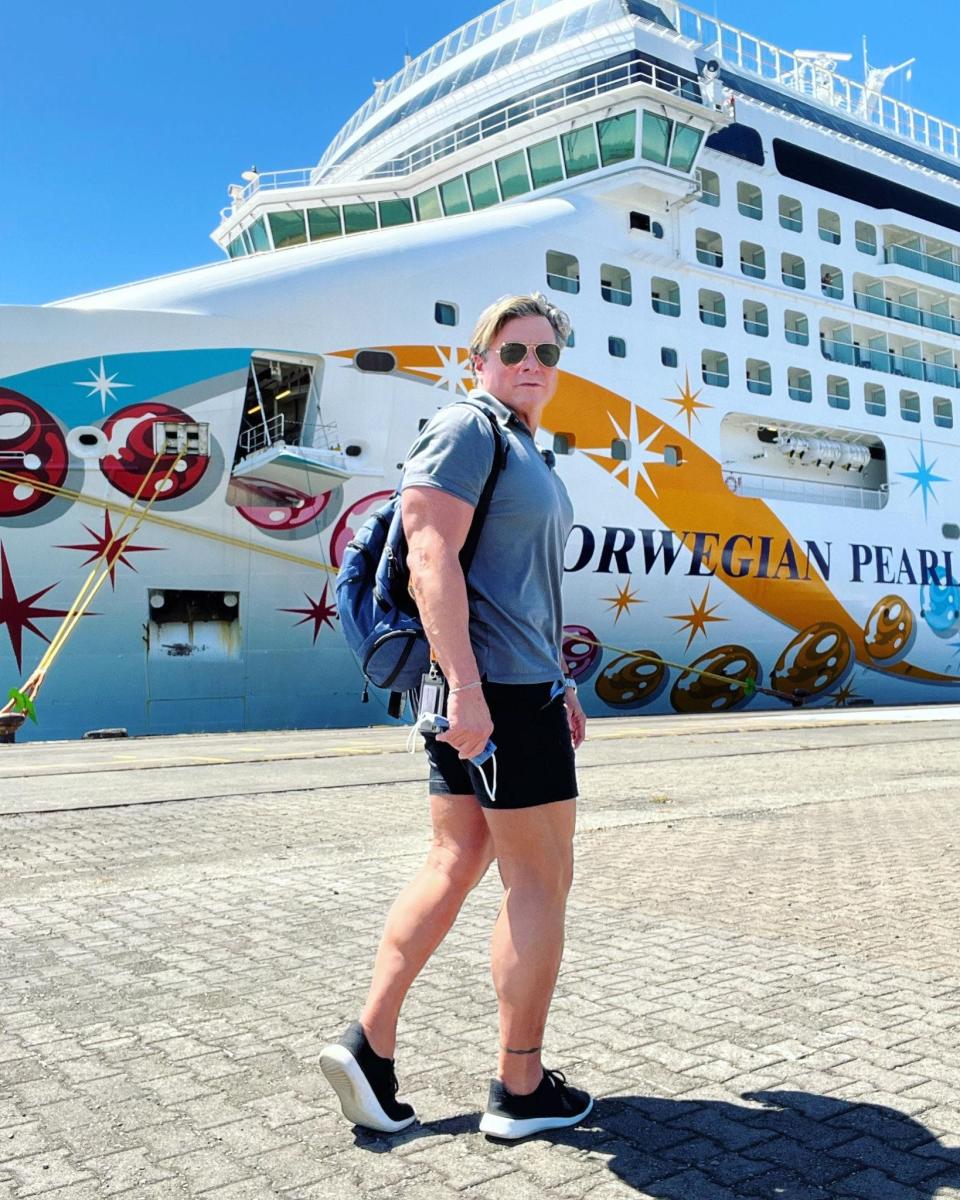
[582,1090,960,1198]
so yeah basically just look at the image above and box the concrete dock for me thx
[1,706,959,1199]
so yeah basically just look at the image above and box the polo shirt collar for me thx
[469,388,531,435]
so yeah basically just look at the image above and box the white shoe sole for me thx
[319,1044,416,1134]
[479,1094,594,1140]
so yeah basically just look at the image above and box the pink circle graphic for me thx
[328,490,393,569]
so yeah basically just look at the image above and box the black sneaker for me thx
[319,1022,416,1133]
[479,1069,593,1139]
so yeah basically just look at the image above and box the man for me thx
[321,293,590,1140]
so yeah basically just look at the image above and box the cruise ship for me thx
[3,0,960,740]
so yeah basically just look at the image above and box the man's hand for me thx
[437,687,494,761]
[564,688,586,750]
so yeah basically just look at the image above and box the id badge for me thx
[418,670,447,718]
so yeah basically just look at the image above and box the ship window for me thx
[856,220,878,255]
[865,383,886,416]
[699,289,726,327]
[611,438,630,461]
[600,264,631,306]
[439,176,471,216]
[696,229,723,268]
[496,150,531,199]
[779,195,803,232]
[943,524,960,540]
[821,265,844,300]
[307,205,343,240]
[546,250,580,294]
[414,188,442,221]
[740,241,765,279]
[608,336,627,359]
[641,111,672,165]
[343,202,378,234]
[669,124,703,172]
[818,208,841,244]
[467,163,500,209]
[528,137,564,189]
[566,328,575,348]
[697,167,720,206]
[661,347,678,367]
[241,229,255,254]
[934,396,953,428]
[268,210,307,250]
[561,126,599,177]
[900,390,921,423]
[788,368,812,403]
[248,216,270,253]
[737,182,762,220]
[355,350,396,373]
[553,432,576,455]
[743,300,768,337]
[664,445,683,467]
[434,302,458,327]
[597,111,636,167]
[378,198,414,227]
[702,349,729,387]
[227,236,246,259]
[785,310,809,345]
[782,253,806,289]
[827,375,851,410]
[651,277,680,317]
[746,359,772,395]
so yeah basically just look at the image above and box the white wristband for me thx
[450,680,483,695]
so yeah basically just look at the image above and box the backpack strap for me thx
[455,399,508,576]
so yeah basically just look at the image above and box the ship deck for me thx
[2,707,959,1196]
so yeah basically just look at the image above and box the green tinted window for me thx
[641,112,672,165]
[561,126,599,177]
[414,188,442,221]
[440,176,471,215]
[227,236,246,258]
[378,198,414,227]
[669,124,703,172]
[343,202,378,234]
[467,163,499,209]
[248,217,270,252]
[528,138,564,188]
[307,206,342,240]
[268,210,307,249]
[597,111,636,166]
[496,150,530,199]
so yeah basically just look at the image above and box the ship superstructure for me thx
[2,0,960,739]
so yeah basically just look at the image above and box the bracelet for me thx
[450,680,483,695]
[563,676,578,694]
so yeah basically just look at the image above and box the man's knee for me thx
[428,839,493,894]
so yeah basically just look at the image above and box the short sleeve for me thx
[400,403,497,507]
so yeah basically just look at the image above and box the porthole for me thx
[355,350,397,373]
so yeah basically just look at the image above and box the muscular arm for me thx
[402,486,494,760]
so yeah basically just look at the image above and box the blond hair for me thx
[469,292,572,361]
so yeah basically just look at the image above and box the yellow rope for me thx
[0,469,336,573]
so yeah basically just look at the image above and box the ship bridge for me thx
[211,0,729,259]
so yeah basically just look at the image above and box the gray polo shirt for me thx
[400,390,573,684]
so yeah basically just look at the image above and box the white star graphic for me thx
[409,346,472,394]
[582,406,665,497]
[73,357,133,413]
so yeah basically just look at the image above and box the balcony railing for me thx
[744,319,768,336]
[738,201,762,219]
[782,271,805,289]
[822,283,844,300]
[747,379,772,395]
[702,370,729,387]
[885,244,960,284]
[652,298,681,316]
[785,328,809,345]
[741,261,765,279]
[788,386,813,403]
[699,188,720,206]
[697,248,723,267]
[780,215,802,233]
[699,309,726,326]
[547,273,579,294]
[854,291,960,337]
[856,238,878,255]
[601,285,632,306]
[821,338,960,388]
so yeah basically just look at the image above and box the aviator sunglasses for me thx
[494,341,561,368]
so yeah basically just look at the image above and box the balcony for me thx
[821,338,960,388]
[697,249,723,268]
[744,319,769,336]
[788,386,813,403]
[546,273,579,294]
[822,283,844,300]
[853,291,960,337]
[652,298,681,317]
[783,271,805,290]
[699,309,726,327]
[703,370,729,387]
[884,244,960,285]
[601,285,632,306]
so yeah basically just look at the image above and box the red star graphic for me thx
[279,582,338,643]
[0,544,75,672]
[56,510,162,589]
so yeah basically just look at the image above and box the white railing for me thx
[240,413,285,455]
[671,0,960,165]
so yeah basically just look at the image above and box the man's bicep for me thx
[401,486,475,556]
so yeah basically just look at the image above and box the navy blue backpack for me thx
[335,400,508,717]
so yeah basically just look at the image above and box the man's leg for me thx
[358,792,494,1058]
[482,798,576,1095]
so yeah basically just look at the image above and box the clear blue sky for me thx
[1,0,955,305]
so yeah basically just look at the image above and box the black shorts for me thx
[422,681,578,810]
